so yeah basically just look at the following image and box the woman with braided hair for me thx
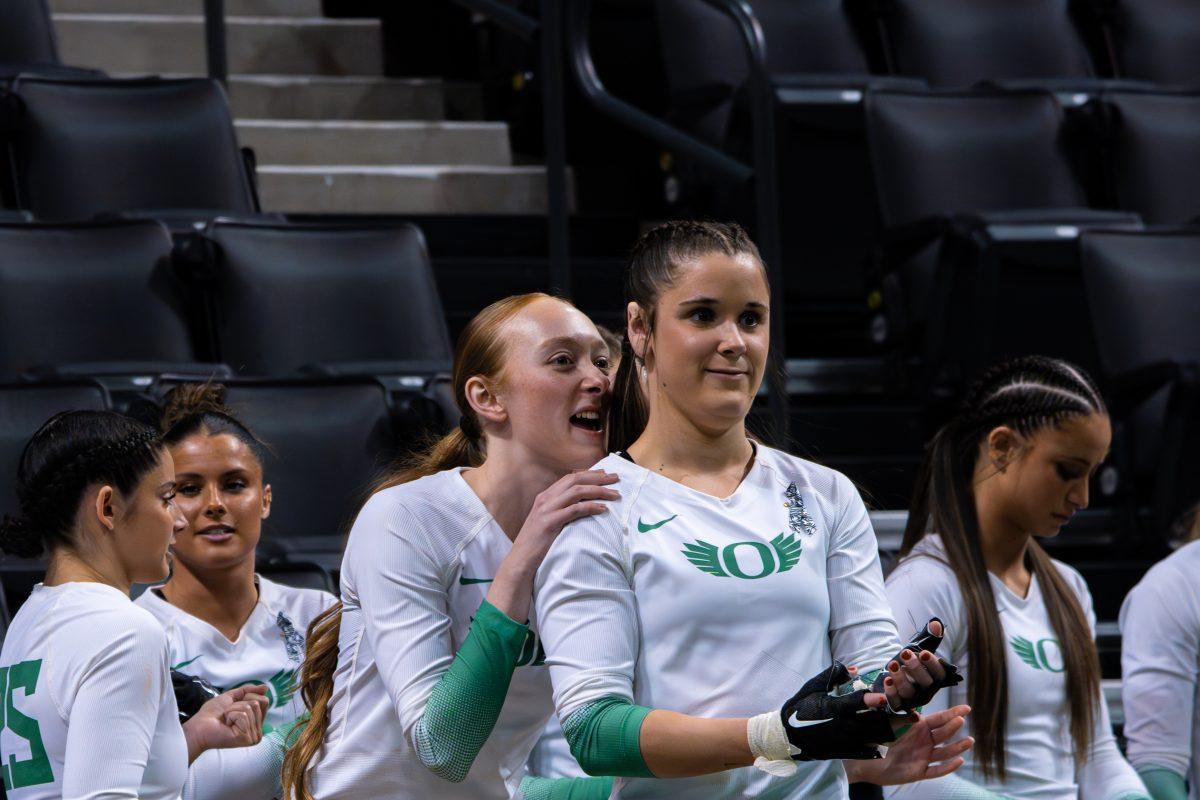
[0,410,269,799]
[884,355,1150,800]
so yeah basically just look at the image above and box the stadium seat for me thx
[654,0,924,308]
[0,220,222,383]
[0,0,58,69]
[878,0,1102,89]
[1107,0,1200,86]
[865,88,1141,397]
[2,77,258,221]
[149,377,402,549]
[1081,230,1200,537]
[202,219,453,377]
[1101,90,1200,224]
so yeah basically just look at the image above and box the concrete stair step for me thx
[255,166,561,214]
[236,120,512,166]
[227,75,447,120]
[53,13,382,76]
[50,0,322,15]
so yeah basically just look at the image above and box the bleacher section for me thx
[1,1,1198,704]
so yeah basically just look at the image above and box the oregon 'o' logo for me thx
[681,533,802,579]
[1011,636,1065,672]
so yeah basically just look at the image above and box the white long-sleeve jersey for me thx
[0,581,189,799]
[533,446,902,799]
[137,575,336,734]
[306,468,558,799]
[884,535,1148,800]
[1120,539,1200,798]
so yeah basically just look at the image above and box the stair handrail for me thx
[564,0,788,440]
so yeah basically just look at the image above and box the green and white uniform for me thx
[306,468,601,800]
[0,581,293,800]
[885,535,1149,800]
[0,582,188,799]
[1120,539,1200,800]
[136,575,335,735]
[534,446,903,799]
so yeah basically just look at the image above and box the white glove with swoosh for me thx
[747,661,895,774]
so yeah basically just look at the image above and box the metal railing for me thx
[198,0,572,297]
[564,0,788,439]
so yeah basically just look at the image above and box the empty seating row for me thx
[0,217,452,386]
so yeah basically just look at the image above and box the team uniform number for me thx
[0,660,53,790]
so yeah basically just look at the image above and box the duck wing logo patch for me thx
[681,539,728,577]
[771,532,803,573]
[1010,636,1041,671]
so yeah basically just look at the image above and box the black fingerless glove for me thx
[871,617,964,711]
[780,661,896,761]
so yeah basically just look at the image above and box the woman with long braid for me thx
[884,356,1150,799]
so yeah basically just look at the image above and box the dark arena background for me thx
[1,1,1198,798]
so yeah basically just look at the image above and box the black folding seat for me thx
[1,0,58,70]
[1107,0,1200,86]
[150,377,401,551]
[865,89,1140,397]
[1100,91,1200,224]
[0,220,223,385]
[0,381,109,613]
[3,77,257,221]
[653,0,925,330]
[1081,230,1200,537]
[879,0,1102,89]
[200,219,454,430]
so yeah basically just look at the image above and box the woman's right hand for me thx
[488,469,620,621]
[182,684,268,764]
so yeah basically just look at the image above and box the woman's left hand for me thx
[843,704,973,786]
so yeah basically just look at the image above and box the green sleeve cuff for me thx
[561,697,654,778]
[414,599,530,782]
[1137,767,1188,800]
[519,775,615,800]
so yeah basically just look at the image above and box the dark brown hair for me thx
[0,411,164,559]
[608,220,765,452]
[899,355,1107,780]
[282,292,573,799]
[159,382,267,464]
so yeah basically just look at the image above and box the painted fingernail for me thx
[884,677,894,687]
[901,650,912,660]
[920,651,932,661]
[889,662,900,672]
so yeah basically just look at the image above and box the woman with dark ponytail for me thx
[0,411,269,798]
[885,356,1150,799]
[532,220,970,799]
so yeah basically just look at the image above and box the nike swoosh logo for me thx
[637,515,677,533]
[458,576,494,585]
[172,655,203,671]
[787,713,832,728]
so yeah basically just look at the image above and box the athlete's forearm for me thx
[487,547,539,622]
[639,709,754,778]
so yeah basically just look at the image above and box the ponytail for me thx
[899,355,1105,779]
[281,602,343,800]
[608,334,648,453]
[280,293,569,789]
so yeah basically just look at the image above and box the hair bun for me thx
[160,382,231,433]
[0,514,44,559]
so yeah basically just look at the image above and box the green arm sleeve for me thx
[560,697,654,778]
[1137,767,1189,800]
[414,599,530,782]
[518,775,615,800]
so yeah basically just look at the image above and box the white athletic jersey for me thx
[534,446,902,799]
[527,719,587,781]
[884,535,1148,800]
[307,468,558,799]
[137,575,336,734]
[1120,539,1200,799]
[0,582,188,799]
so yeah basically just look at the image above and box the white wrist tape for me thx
[747,712,799,776]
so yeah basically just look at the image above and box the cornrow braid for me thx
[0,411,165,559]
[899,355,1108,781]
